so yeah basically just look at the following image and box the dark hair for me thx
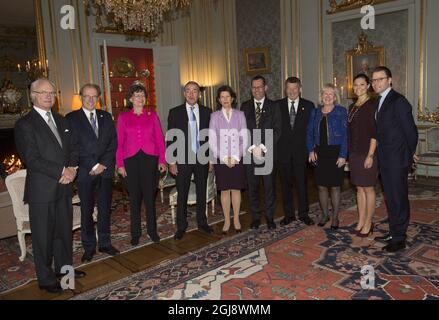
[251,75,266,86]
[353,73,370,85]
[126,84,148,109]
[80,83,101,97]
[215,85,237,110]
[285,76,301,87]
[372,66,392,78]
[183,81,200,91]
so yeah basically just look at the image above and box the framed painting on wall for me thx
[346,33,385,98]
[244,47,271,75]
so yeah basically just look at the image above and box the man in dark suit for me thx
[14,78,85,293]
[372,66,418,253]
[167,81,213,240]
[276,77,314,226]
[66,84,119,263]
[241,75,281,230]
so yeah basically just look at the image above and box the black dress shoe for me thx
[280,217,294,226]
[131,237,140,246]
[81,249,96,263]
[174,230,185,240]
[198,225,214,234]
[99,245,120,256]
[374,234,392,243]
[39,282,63,294]
[55,270,86,279]
[251,220,260,230]
[299,216,315,226]
[383,241,406,253]
[267,220,277,230]
[148,233,161,244]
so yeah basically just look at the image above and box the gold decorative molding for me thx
[34,0,48,73]
[327,0,395,14]
[418,105,439,124]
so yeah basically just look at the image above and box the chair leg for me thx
[212,198,215,215]
[171,205,176,225]
[160,188,164,203]
[17,230,26,262]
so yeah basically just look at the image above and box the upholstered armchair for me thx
[5,170,95,262]
[169,171,216,224]
[415,127,439,180]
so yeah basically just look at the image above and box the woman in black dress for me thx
[307,84,348,229]
[348,74,378,237]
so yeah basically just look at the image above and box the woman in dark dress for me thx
[209,86,248,234]
[348,74,378,237]
[307,84,348,229]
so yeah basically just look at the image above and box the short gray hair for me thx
[30,78,56,103]
[320,83,340,105]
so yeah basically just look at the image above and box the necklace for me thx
[348,105,360,123]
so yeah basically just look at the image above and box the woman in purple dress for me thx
[209,85,248,234]
[348,74,379,237]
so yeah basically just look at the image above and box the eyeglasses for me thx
[32,91,57,97]
[371,77,389,83]
[82,95,99,100]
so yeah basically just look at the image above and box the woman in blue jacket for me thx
[307,84,348,229]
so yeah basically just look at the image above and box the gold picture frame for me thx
[346,33,385,98]
[244,47,271,75]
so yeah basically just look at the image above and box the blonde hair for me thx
[320,83,340,105]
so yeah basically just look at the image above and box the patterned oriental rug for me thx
[73,183,439,300]
[0,189,229,293]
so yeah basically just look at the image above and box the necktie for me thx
[375,95,382,120]
[189,107,199,153]
[289,100,296,129]
[46,111,62,147]
[255,102,262,128]
[90,112,98,138]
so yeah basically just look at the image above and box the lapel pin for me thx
[64,129,69,132]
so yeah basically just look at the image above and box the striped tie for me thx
[289,100,296,129]
[90,112,98,138]
[255,102,262,128]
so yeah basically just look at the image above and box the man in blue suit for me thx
[66,84,119,262]
[372,67,418,253]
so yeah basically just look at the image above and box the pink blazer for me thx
[116,109,166,168]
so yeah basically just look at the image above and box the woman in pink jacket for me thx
[209,85,248,234]
[116,83,166,246]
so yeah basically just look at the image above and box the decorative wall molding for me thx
[327,0,395,14]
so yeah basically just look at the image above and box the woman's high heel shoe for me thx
[317,214,329,227]
[357,222,374,238]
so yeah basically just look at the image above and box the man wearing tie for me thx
[276,77,315,226]
[15,78,85,293]
[241,75,281,230]
[66,84,119,262]
[167,81,213,240]
[372,66,418,253]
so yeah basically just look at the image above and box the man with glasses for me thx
[241,75,281,230]
[372,66,418,253]
[14,78,86,293]
[66,84,119,262]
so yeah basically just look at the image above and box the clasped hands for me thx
[224,157,237,168]
[59,167,77,184]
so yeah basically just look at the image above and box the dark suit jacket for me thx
[240,98,281,154]
[14,108,78,203]
[166,104,211,164]
[66,109,117,181]
[276,97,314,164]
[376,89,418,168]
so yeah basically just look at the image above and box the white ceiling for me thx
[0,0,35,27]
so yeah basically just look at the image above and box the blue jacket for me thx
[306,105,348,158]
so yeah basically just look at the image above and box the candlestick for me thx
[17,64,21,72]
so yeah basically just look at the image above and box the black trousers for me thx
[175,163,209,231]
[246,164,275,222]
[279,161,309,219]
[380,166,410,242]
[28,196,73,286]
[77,176,113,251]
[124,151,159,238]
